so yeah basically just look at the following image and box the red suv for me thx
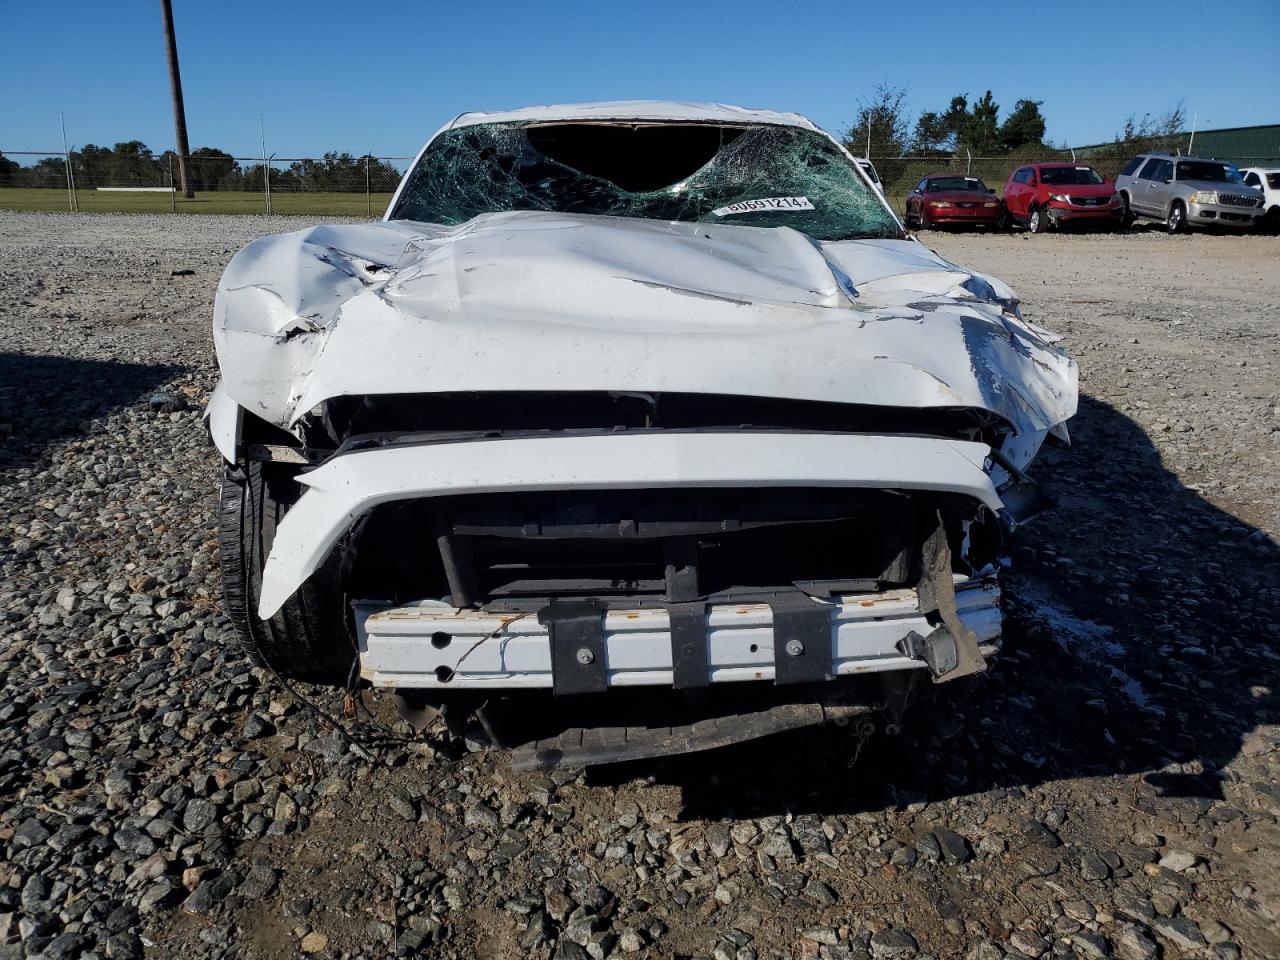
[1003,163,1124,233]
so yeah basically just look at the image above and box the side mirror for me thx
[987,187,996,194]
[1163,177,1172,184]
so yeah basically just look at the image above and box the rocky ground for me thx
[0,211,1277,960]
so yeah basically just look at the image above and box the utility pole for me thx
[160,0,194,198]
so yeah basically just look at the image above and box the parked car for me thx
[1115,153,1265,233]
[207,101,1076,769]
[1239,167,1280,232]
[903,174,1002,229]
[855,157,886,197]
[1002,163,1124,233]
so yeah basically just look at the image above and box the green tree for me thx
[842,83,912,157]
[108,141,163,186]
[959,91,1001,155]
[999,100,1047,152]
[73,144,112,187]
[188,147,240,191]
[911,95,970,154]
[0,152,19,187]
[27,156,67,188]
[363,155,403,192]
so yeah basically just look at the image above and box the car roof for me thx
[1135,153,1232,164]
[1030,162,1098,169]
[922,173,981,182]
[445,100,819,132]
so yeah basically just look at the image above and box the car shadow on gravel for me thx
[583,394,1280,820]
[0,352,181,469]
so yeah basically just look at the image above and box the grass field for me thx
[0,188,394,217]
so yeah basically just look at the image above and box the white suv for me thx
[1240,167,1280,232]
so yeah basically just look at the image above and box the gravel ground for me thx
[1,211,1278,960]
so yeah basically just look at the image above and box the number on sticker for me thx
[712,196,814,217]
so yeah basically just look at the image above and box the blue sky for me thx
[2,0,1277,159]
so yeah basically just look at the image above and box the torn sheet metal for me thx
[214,214,1075,442]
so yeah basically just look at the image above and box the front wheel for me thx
[1118,193,1134,228]
[219,460,354,684]
[1167,201,1187,234]
[1028,206,1048,234]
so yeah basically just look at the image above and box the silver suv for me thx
[1115,153,1265,232]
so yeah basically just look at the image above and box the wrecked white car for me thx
[208,101,1076,770]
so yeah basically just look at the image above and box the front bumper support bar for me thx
[355,576,1000,690]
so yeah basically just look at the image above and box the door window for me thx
[1138,158,1170,182]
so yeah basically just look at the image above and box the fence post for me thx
[60,111,77,213]
[169,154,177,214]
[264,154,273,215]
[966,150,972,175]
[365,155,372,218]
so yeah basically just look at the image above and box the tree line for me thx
[0,141,404,193]
[840,83,1188,163]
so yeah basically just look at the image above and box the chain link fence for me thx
[2,147,1274,219]
[0,150,411,216]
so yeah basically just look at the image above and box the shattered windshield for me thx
[390,121,902,241]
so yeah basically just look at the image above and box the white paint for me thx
[356,577,1001,689]
[213,214,1076,442]
[256,431,1003,619]
[203,381,240,464]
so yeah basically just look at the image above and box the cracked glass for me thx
[390,122,901,241]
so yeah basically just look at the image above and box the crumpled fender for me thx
[204,380,241,464]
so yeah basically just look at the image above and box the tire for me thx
[1263,206,1280,235]
[995,206,1010,232]
[918,206,931,230]
[219,460,354,684]
[1118,192,1134,229]
[903,204,916,229]
[1028,205,1048,234]
[1167,201,1187,235]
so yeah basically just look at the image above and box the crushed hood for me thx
[214,211,1076,437]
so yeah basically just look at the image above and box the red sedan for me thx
[904,175,1003,229]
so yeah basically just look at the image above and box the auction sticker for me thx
[712,196,814,217]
